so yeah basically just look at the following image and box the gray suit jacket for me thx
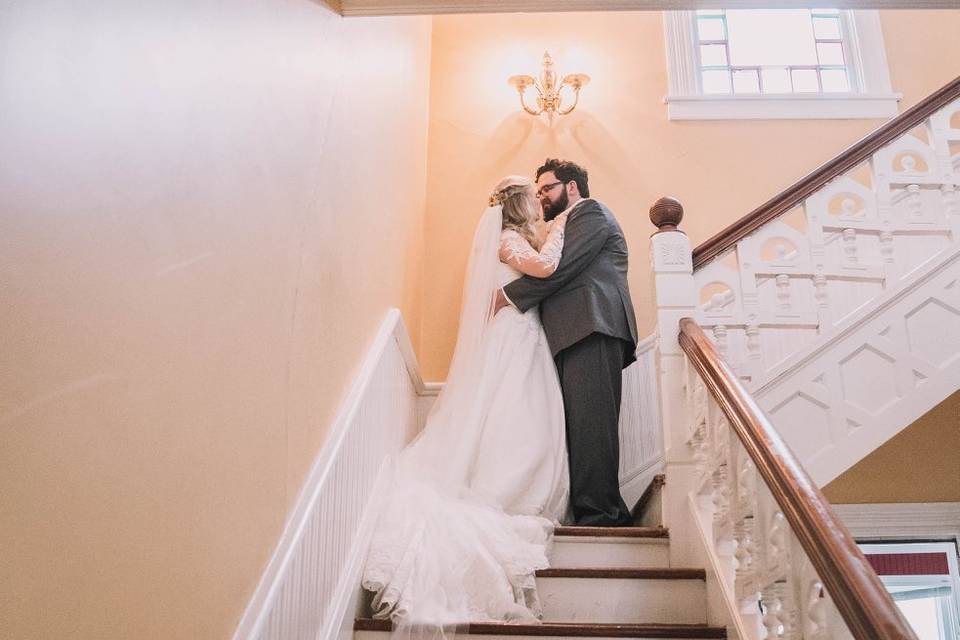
[503,199,639,365]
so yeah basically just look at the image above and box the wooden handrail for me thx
[678,318,918,640]
[692,76,960,270]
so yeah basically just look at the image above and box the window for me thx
[663,9,900,120]
[860,542,960,640]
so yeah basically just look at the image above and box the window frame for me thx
[858,541,960,640]
[663,9,901,120]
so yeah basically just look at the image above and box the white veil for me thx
[362,202,553,635]
[402,205,504,486]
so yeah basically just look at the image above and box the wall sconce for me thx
[507,51,590,117]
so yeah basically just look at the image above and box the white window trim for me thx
[663,9,902,120]
[832,502,960,543]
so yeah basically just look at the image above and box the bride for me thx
[361,176,571,630]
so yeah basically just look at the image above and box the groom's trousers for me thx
[554,331,633,526]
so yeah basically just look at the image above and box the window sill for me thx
[664,92,902,121]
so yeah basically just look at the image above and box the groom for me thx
[495,158,638,526]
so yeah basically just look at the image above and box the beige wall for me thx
[0,2,430,639]
[421,9,960,380]
[823,391,960,504]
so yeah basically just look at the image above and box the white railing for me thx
[691,96,960,391]
[649,83,960,637]
[679,319,915,640]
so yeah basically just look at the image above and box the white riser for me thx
[356,633,720,640]
[549,538,670,569]
[538,576,706,624]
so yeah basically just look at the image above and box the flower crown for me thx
[488,183,527,207]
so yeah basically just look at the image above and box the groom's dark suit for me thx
[503,198,638,526]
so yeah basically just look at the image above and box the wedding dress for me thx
[361,206,570,632]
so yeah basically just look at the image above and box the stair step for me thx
[555,526,668,538]
[535,568,706,625]
[550,533,669,569]
[355,619,726,639]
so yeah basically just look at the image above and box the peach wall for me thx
[823,391,960,504]
[0,2,430,639]
[421,9,960,380]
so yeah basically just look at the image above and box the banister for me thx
[678,318,918,640]
[692,75,960,270]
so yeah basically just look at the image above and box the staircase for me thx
[354,498,731,640]
[233,79,960,640]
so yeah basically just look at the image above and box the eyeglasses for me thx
[536,181,564,198]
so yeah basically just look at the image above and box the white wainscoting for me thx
[232,314,664,640]
[618,334,665,506]
[231,309,425,640]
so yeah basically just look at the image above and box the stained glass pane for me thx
[733,69,761,93]
[761,67,792,93]
[700,44,728,67]
[702,69,732,94]
[817,42,845,65]
[792,68,820,92]
[726,10,818,67]
[697,17,726,41]
[813,16,842,39]
[821,68,850,92]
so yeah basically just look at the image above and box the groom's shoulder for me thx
[583,199,620,227]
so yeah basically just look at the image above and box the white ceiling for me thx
[338,0,960,16]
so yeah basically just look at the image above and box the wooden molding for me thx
[691,75,960,270]
[340,0,960,16]
[536,567,706,579]
[554,525,669,538]
[355,618,728,638]
[678,318,919,640]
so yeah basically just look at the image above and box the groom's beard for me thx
[542,189,569,221]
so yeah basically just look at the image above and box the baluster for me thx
[761,587,782,639]
[734,447,758,602]
[842,228,858,264]
[771,580,795,640]
[804,580,829,640]
[879,230,895,263]
[768,511,788,571]
[943,183,959,237]
[775,274,792,311]
[713,324,729,359]
[907,183,922,220]
[745,320,761,361]
[813,272,828,308]
[713,420,733,543]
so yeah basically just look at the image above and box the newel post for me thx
[649,197,700,565]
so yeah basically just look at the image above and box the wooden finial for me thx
[650,197,684,233]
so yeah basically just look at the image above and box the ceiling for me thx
[336,0,960,16]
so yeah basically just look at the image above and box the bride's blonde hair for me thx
[489,175,539,248]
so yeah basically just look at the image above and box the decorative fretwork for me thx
[692,97,960,390]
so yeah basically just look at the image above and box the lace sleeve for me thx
[498,218,567,278]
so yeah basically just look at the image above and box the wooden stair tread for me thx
[535,567,705,580]
[355,618,726,638]
[554,526,668,538]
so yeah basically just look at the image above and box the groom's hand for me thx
[493,289,510,315]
